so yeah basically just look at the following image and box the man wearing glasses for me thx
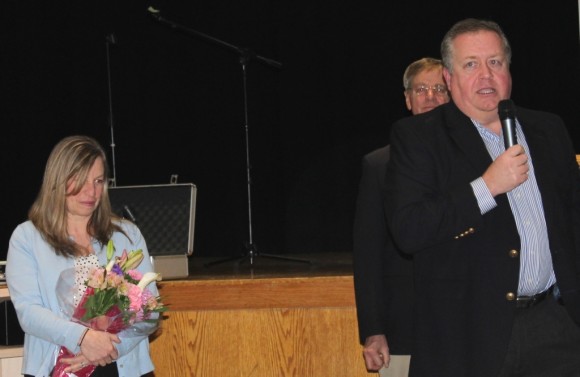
[353,57,449,377]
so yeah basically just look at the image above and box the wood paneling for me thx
[157,276,356,310]
[150,275,373,377]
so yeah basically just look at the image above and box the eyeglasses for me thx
[409,84,448,97]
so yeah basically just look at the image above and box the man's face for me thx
[443,30,512,124]
[405,67,450,115]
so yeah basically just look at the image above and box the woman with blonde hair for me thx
[7,135,157,377]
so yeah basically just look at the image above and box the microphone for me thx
[106,33,117,45]
[498,99,517,150]
[147,6,162,21]
[122,205,137,223]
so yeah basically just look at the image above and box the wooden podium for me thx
[149,253,373,377]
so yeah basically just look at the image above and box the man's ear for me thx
[404,91,412,111]
[443,68,452,89]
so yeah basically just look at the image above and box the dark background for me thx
[2,0,579,259]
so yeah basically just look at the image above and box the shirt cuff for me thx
[470,177,497,215]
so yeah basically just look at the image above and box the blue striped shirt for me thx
[470,119,556,296]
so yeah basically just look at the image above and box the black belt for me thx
[516,285,554,309]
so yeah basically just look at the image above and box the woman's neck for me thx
[67,216,93,256]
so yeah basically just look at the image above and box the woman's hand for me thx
[61,353,91,374]
[80,329,121,366]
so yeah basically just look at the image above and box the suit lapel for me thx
[443,102,493,175]
[517,110,551,181]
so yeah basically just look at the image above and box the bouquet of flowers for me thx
[53,240,166,377]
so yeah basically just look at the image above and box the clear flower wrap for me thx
[52,243,166,377]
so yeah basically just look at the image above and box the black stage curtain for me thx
[2,0,579,257]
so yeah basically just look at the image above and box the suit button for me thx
[468,228,475,234]
[508,249,519,258]
[506,292,516,301]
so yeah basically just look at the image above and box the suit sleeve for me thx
[353,153,388,343]
[384,121,484,254]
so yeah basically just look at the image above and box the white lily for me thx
[124,249,144,271]
[138,272,161,290]
[105,257,117,272]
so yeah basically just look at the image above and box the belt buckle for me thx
[516,295,535,308]
[515,286,552,309]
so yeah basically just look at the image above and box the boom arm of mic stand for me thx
[147,7,282,69]
[148,7,304,267]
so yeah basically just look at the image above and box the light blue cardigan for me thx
[6,220,158,377]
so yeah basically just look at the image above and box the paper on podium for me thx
[378,355,411,377]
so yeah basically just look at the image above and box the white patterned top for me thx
[74,253,100,307]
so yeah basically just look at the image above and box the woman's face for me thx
[65,157,105,220]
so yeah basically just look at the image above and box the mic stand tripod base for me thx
[204,243,313,267]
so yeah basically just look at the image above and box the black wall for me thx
[2,0,579,258]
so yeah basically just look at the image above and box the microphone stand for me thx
[148,8,311,267]
[106,33,118,187]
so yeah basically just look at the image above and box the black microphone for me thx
[122,205,137,223]
[498,99,517,150]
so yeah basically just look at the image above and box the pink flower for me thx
[105,271,124,288]
[127,269,143,281]
[143,290,160,311]
[86,267,106,289]
[116,280,131,295]
[127,284,143,312]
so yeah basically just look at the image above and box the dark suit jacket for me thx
[353,145,414,354]
[384,101,580,377]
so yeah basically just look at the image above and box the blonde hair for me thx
[29,135,125,257]
[403,57,444,90]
